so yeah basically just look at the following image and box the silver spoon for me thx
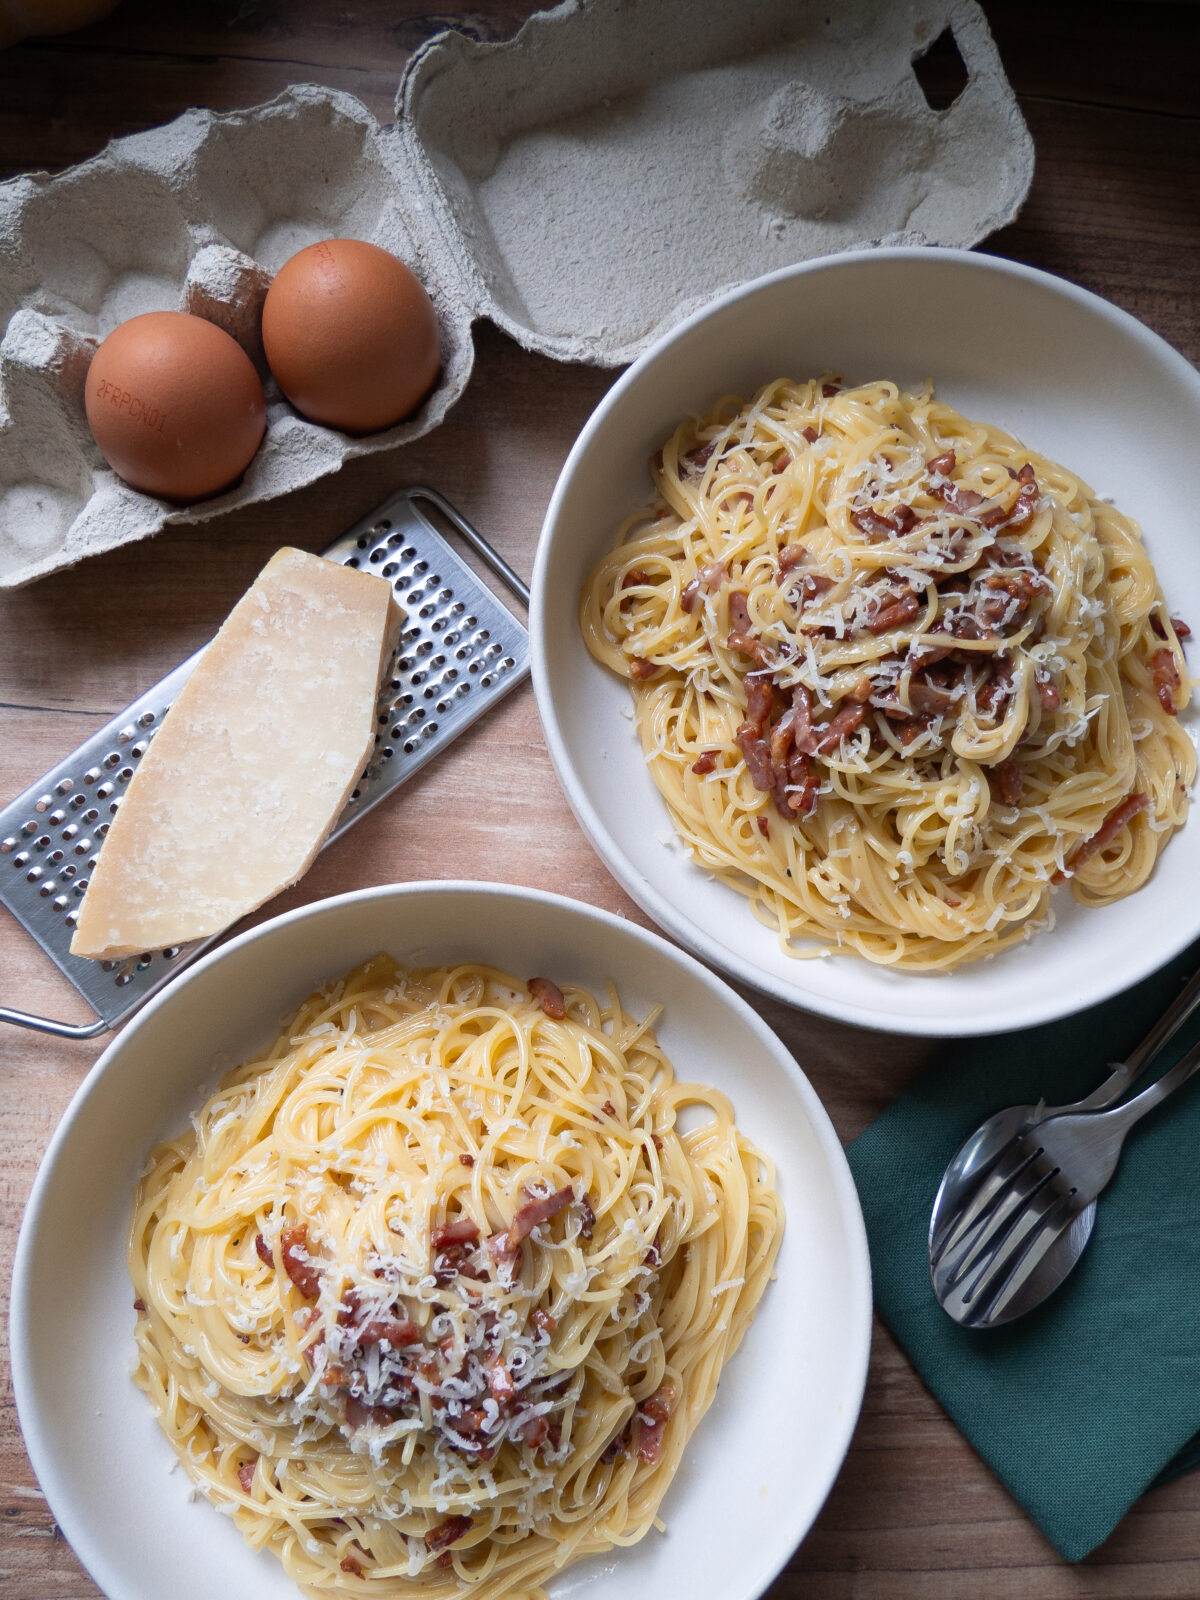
[928,963,1200,1326]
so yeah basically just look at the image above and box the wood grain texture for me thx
[1,3,1199,1595]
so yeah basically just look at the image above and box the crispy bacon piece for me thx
[344,1393,398,1430]
[340,1554,364,1577]
[851,504,918,539]
[681,561,726,612]
[926,449,956,475]
[1034,669,1060,711]
[801,425,819,443]
[628,656,658,680]
[280,1225,320,1300]
[744,676,775,736]
[237,1460,255,1493]
[459,1152,475,1167]
[425,1516,473,1555]
[776,542,808,576]
[814,702,866,754]
[620,568,650,590]
[637,1382,677,1464]
[868,591,921,634]
[487,1359,516,1405]
[734,726,774,791]
[522,1416,550,1449]
[821,382,840,398]
[756,816,770,837]
[797,572,834,605]
[528,976,566,1019]
[934,480,983,515]
[1150,648,1182,715]
[907,673,957,716]
[507,1185,574,1251]
[1058,793,1149,879]
[988,760,1024,806]
[680,440,715,475]
[771,450,791,473]
[691,750,718,775]
[728,589,753,637]
[532,1308,558,1338]
[357,1318,421,1350]
[133,1296,146,1312]
[432,1217,481,1251]
[255,1233,273,1269]
[1173,616,1192,640]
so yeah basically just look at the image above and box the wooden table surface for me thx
[1,4,1198,1596]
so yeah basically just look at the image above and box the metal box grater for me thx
[0,487,530,1039]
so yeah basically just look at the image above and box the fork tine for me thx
[958,1190,1080,1328]
[934,1145,1055,1284]
[930,1138,1039,1261]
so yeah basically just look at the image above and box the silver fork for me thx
[930,1036,1200,1328]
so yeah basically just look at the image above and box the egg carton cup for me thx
[0,0,1032,588]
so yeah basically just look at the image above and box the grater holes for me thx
[11,851,29,867]
[62,824,78,841]
[135,956,152,972]
[25,866,41,882]
[73,840,91,855]
[48,809,65,826]
[96,782,114,800]
[163,947,182,960]
[65,910,77,926]
[21,820,36,836]
[370,545,387,563]
[132,741,148,758]
[61,863,76,880]
[73,881,87,896]
[104,751,120,769]
[345,557,361,569]
[35,793,53,812]
[55,777,73,794]
[373,519,392,536]
[1,837,16,854]
[34,834,50,851]
[39,881,55,898]
[382,562,399,579]
[117,724,137,744]
[115,972,134,988]
[138,711,156,728]
[69,793,86,810]
[48,849,64,865]
[356,534,369,550]
[83,767,100,785]
[52,894,69,911]
[455,681,470,698]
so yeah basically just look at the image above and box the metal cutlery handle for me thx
[1074,963,1200,1111]
[1104,1034,1200,1133]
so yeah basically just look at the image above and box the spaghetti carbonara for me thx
[581,378,1194,970]
[130,957,781,1598]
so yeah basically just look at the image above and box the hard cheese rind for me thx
[69,547,402,960]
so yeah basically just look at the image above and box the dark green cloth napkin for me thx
[846,937,1200,1560]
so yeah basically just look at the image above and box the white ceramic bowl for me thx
[11,881,871,1600]
[531,246,1200,1036]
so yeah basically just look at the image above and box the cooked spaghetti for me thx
[130,956,781,1598]
[581,377,1195,971]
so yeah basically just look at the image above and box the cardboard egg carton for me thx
[0,0,1031,588]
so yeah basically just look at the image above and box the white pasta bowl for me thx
[11,881,871,1600]
[531,246,1200,1035]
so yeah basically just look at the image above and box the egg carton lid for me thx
[0,0,1031,588]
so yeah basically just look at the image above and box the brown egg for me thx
[85,311,266,502]
[261,239,442,434]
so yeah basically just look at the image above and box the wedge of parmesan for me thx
[70,547,402,961]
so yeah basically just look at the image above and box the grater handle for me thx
[0,1004,109,1039]
[406,487,531,608]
